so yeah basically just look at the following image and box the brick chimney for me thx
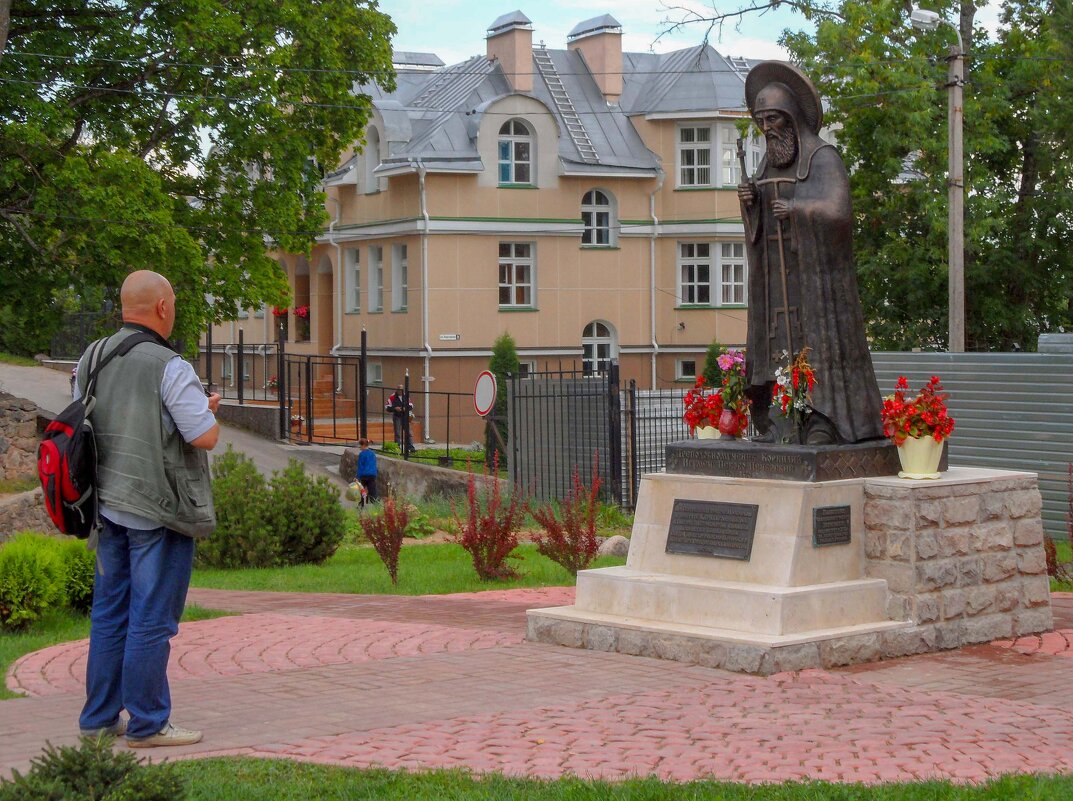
[486,11,533,93]
[567,14,623,101]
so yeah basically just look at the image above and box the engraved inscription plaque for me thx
[812,505,852,547]
[666,499,759,560]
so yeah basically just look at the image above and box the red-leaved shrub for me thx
[530,462,601,576]
[454,458,524,581]
[359,495,409,585]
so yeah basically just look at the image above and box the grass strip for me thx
[177,760,1073,800]
[192,542,625,595]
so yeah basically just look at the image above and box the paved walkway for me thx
[2,588,1073,784]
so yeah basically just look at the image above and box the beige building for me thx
[206,11,763,440]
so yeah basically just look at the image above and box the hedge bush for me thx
[0,735,184,800]
[55,538,95,615]
[265,460,346,566]
[0,532,67,630]
[197,447,277,569]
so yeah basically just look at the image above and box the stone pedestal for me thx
[527,467,1052,675]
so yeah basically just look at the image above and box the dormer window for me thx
[364,127,382,194]
[498,119,533,185]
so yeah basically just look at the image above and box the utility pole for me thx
[947,43,965,352]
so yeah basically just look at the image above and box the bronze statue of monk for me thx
[737,61,884,445]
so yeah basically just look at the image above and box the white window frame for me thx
[344,248,360,312]
[719,122,742,187]
[676,358,697,381]
[678,125,712,187]
[498,242,535,308]
[391,244,408,311]
[237,306,249,319]
[581,189,615,246]
[369,246,384,312]
[517,360,536,378]
[677,242,713,305]
[367,361,383,385]
[719,242,747,305]
[364,127,383,195]
[253,304,266,319]
[498,119,533,185]
[582,321,616,376]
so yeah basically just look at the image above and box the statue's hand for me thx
[737,182,756,206]
[772,198,794,220]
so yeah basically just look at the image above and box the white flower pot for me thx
[696,425,719,440]
[897,435,944,479]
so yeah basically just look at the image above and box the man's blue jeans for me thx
[78,518,194,738]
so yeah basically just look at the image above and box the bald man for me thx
[74,270,221,747]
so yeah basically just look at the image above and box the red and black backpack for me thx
[37,332,155,538]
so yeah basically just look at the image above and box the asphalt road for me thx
[0,361,350,489]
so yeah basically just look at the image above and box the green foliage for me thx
[0,0,396,355]
[595,503,633,532]
[200,447,277,568]
[701,340,727,387]
[529,466,601,576]
[358,495,409,585]
[778,0,1073,350]
[487,332,520,461]
[405,509,437,539]
[454,464,524,581]
[0,735,184,800]
[54,539,95,615]
[0,477,39,494]
[266,460,346,566]
[382,441,401,455]
[0,532,66,630]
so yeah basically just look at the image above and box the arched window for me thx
[498,119,533,185]
[581,189,614,246]
[582,321,616,376]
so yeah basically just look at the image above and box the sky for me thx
[377,1,1003,66]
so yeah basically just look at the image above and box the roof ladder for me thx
[532,46,600,163]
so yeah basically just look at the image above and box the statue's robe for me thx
[741,137,884,443]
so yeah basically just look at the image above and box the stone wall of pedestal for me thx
[862,468,1053,658]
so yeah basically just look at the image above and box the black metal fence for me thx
[197,340,280,403]
[507,363,623,504]
[50,311,120,359]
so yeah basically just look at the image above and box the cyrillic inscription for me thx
[813,505,852,547]
[666,499,758,560]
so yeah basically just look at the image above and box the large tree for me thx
[0,0,395,352]
[667,0,1073,351]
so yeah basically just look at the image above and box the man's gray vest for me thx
[77,327,216,538]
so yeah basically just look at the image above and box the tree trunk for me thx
[0,0,12,61]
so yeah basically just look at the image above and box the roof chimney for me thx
[567,14,623,101]
[486,11,533,93]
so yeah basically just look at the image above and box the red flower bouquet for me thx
[881,375,955,446]
[683,377,724,433]
[294,305,310,320]
[271,306,288,317]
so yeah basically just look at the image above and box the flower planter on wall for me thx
[896,435,944,480]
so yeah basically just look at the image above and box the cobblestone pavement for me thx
[2,588,1072,784]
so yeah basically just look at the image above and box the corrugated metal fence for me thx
[871,352,1073,537]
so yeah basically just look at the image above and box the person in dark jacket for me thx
[385,384,414,453]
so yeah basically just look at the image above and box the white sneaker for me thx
[127,722,203,748]
[80,717,128,738]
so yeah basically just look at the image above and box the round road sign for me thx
[474,371,497,417]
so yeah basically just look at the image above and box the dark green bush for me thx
[265,459,346,565]
[55,538,95,615]
[0,735,185,800]
[199,447,277,569]
[0,532,67,630]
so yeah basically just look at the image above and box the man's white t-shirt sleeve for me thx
[160,357,217,442]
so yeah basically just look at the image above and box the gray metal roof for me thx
[356,40,751,177]
[488,11,532,34]
[568,15,622,39]
[392,51,445,69]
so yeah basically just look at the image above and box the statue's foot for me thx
[803,414,842,445]
[750,429,776,444]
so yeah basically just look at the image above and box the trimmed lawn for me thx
[177,760,1073,800]
[0,605,229,701]
[192,542,626,595]
[0,352,37,366]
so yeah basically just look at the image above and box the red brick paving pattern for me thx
[5,586,1073,784]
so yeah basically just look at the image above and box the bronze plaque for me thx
[813,505,852,547]
[666,499,758,560]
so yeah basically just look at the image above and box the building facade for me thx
[205,11,763,441]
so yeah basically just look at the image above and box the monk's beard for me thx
[766,125,798,168]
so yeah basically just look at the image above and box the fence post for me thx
[205,323,213,391]
[626,379,637,508]
[403,371,411,460]
[237,330,245,405]
[277,329,286,439]
[607,361,622,505]
[305,356,314,444]
[359,328,368,440]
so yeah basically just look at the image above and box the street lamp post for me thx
[910,7,965,353]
